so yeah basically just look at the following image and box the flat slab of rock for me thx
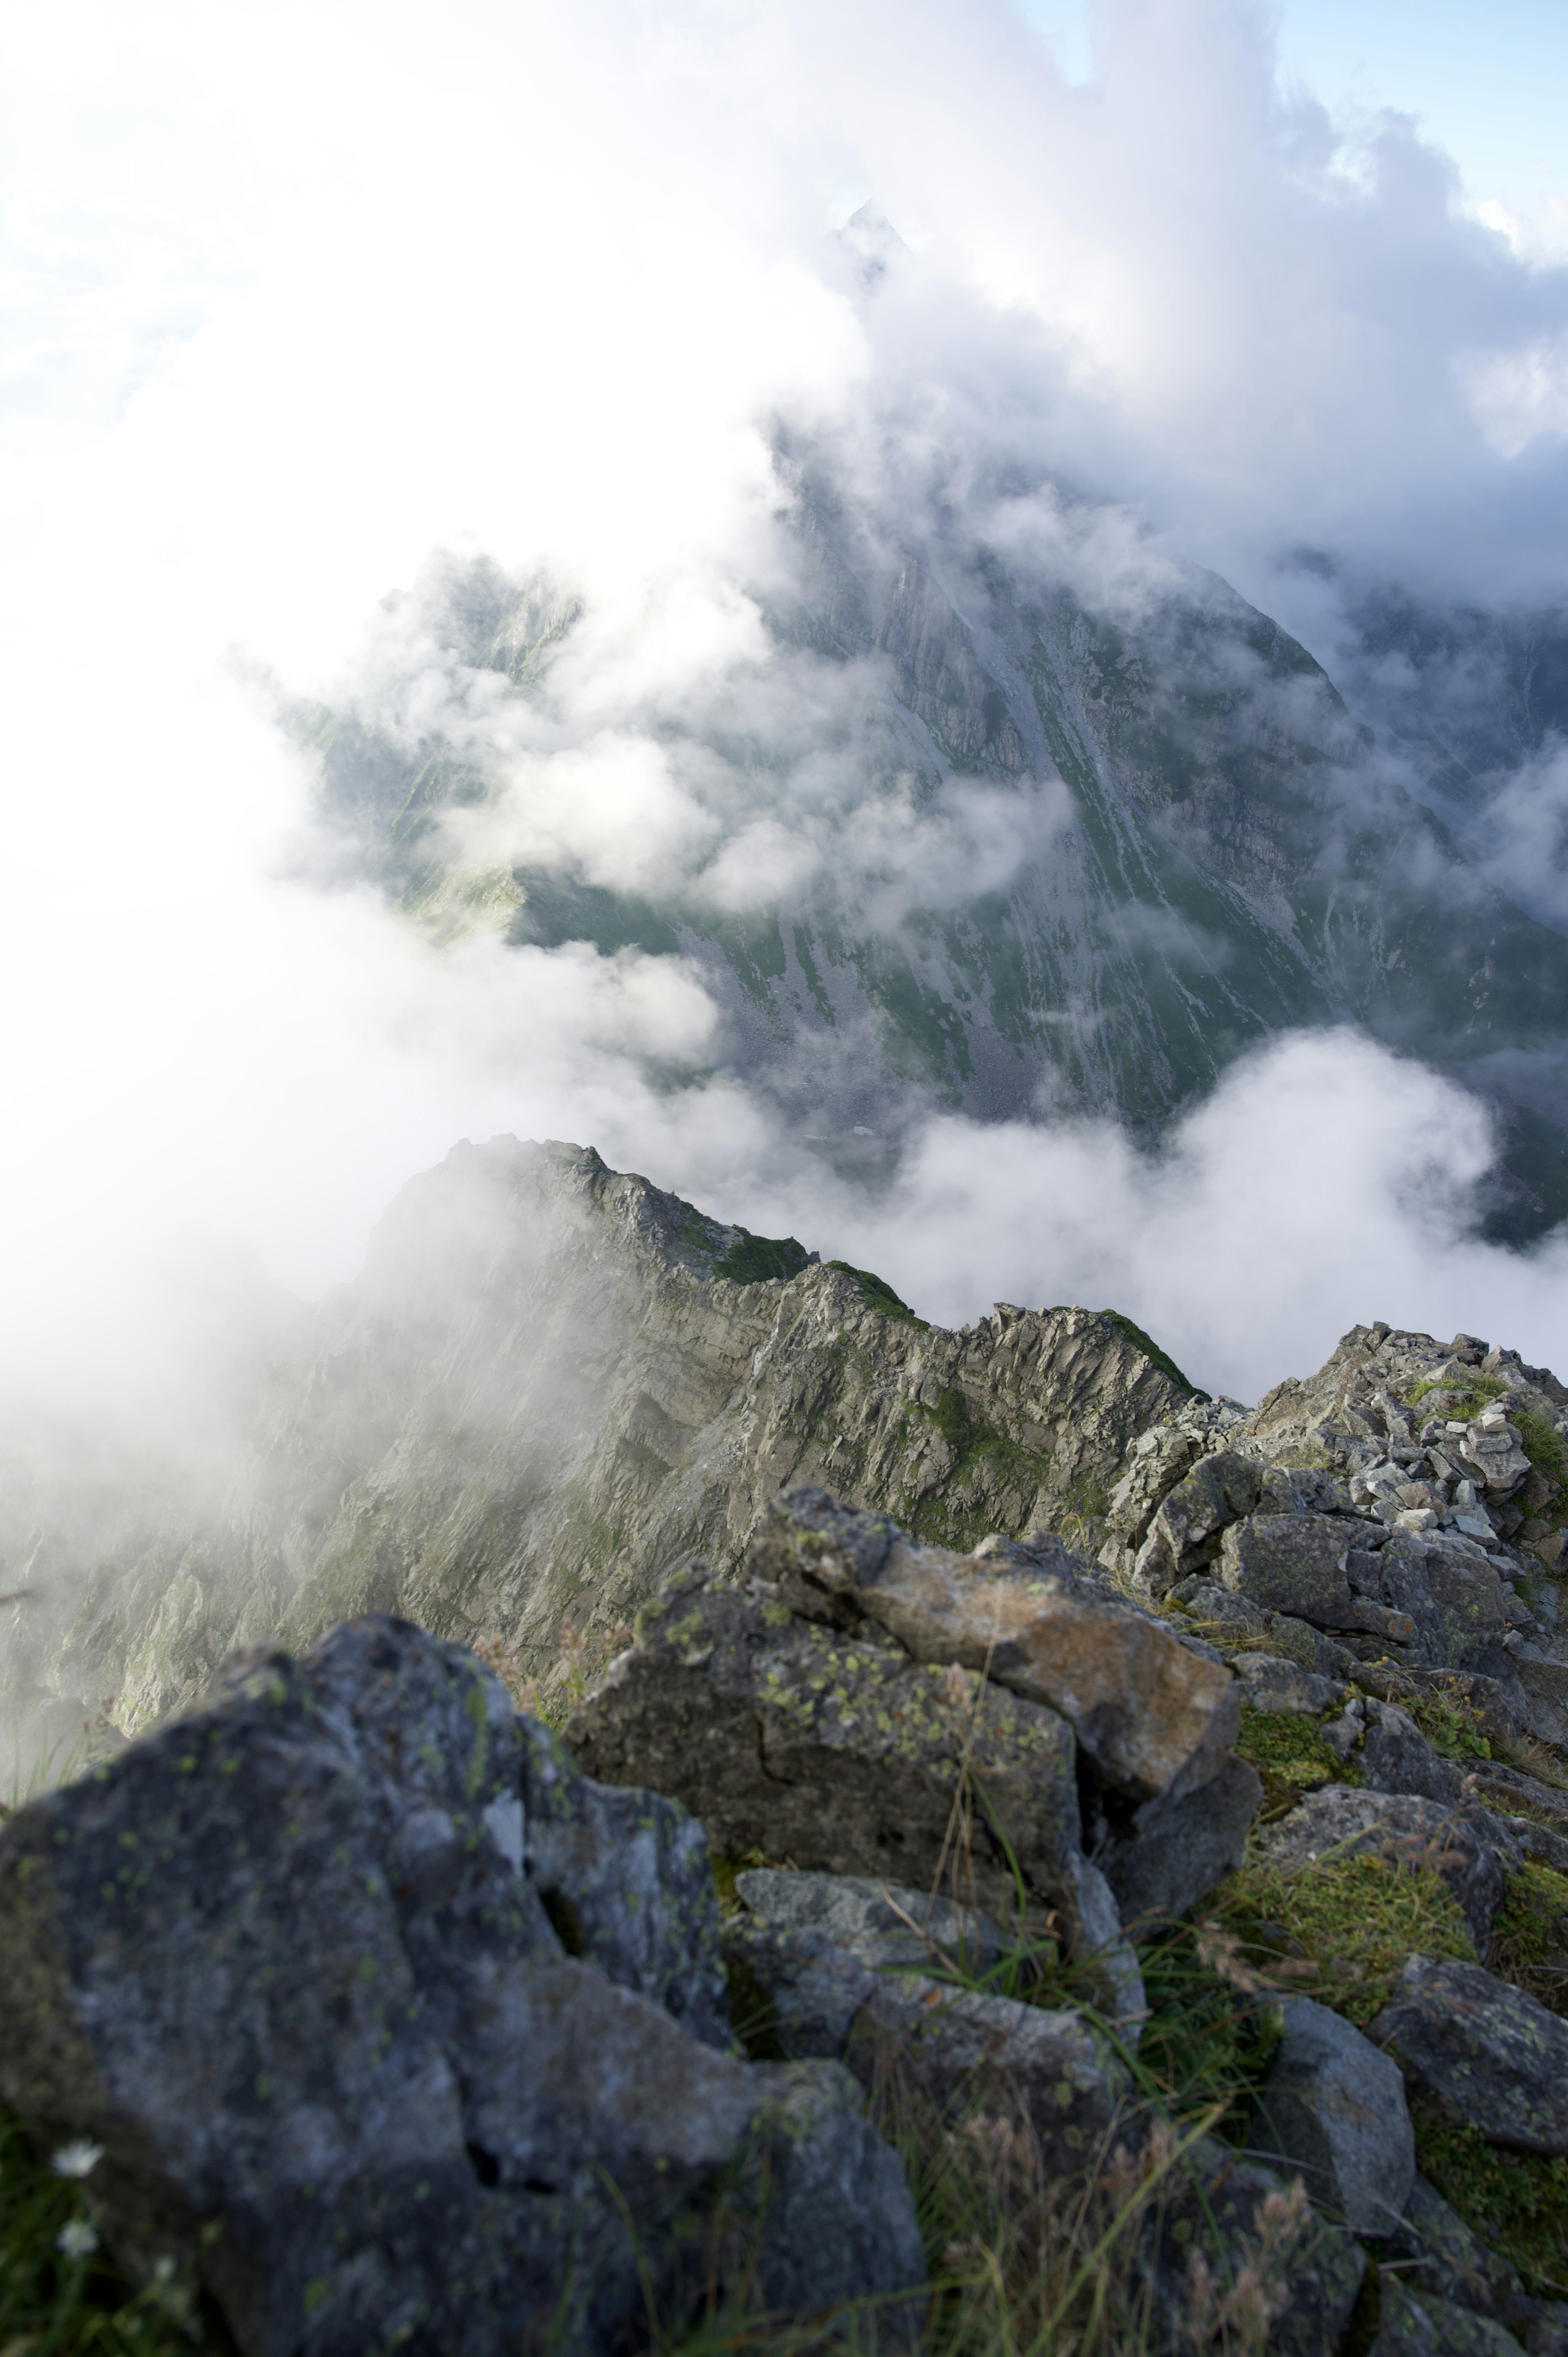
[1371,1956,1568,2156]
[1249,1996,1414,2235]
[0,1617,925,2356]
[748,1487,1240,1802]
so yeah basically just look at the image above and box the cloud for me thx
[4,0,1568,1478]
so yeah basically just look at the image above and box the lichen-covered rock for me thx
[1380,2173,1527,2327]
[748,1486,1241,1802]
[1218,1512,1370,1629]
[1371,1956,1568,2156]
[0,1616,926,2356]
[730,1869,1007,1978]
[1138,2135,1366,2357]
[566,1561,1098,1940]
[1322,1696,1465,1806]
[1249,1997,1414,2235]
[722,1897,1134,2182]
[1369,2280,1528,2356]
[1260,1786,1521,1952]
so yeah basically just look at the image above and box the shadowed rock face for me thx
[5,1138,1192,1746]
[0,1615,925,2357]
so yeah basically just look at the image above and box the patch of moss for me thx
[1412,2097,1568,2295]
[1213,1851,1474,2026]
[1098,1310,1209,1400]
[1407,1371,1508,1419]
[713,1229,812,1284]
[1490,1861,1568,2016]
[1233,1703,1359,1820]
[825,1261,930,1329]
[1404,1680,1493,1764]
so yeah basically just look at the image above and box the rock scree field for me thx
[5,1143,1568,2351]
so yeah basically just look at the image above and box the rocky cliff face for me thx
[2,1137,1198,1748]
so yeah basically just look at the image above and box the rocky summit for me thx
[6,1146,1568,2350]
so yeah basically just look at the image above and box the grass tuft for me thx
[1208,1851,1474,2027]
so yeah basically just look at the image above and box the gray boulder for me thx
[1461,1413,1533,1499]
[1086,1755,1264,1931]
[1372,1956,1568,2155]
[722,1907,1134,2184]
[1140,2135,1366,2357]
[1370,2279,1528,2355]
[1260,1786,1521,1953]
[1373,1530,1516,1670]
[0,1617,926,2356]
[1247,1996,1414,2235]
[1320,1696,1466,1805]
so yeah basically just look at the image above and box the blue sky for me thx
[1022,0,1568,222]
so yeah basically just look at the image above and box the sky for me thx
[1022,0,1568,241]
[5,0,1568,1417]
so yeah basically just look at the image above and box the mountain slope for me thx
[2,1139,1200,1748]
[296,484,1568,1231]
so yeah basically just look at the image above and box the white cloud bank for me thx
[3,0,1568,1436]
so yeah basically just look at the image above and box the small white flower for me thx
[56,2218,99,2259]
[50,2140,105,2179]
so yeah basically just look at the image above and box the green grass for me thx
[1208,1851,1474,2027]
[714,1232,813,1285]
[0,2108,208,2353]
[1489,1861,1568,2016]
[1231,1705,1358,1822]
[1402,1681,1493,1764]
[1410,2100,1568,2297]
[825,1263,930,1331]
[1097,1313,1208,1403]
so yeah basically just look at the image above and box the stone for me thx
[1259,1786,1520,1952]
[1372,1530,1516,1670]
[1098,1424,1205,1574]
[1370,2280,1528,2355]
[1461,1416,1533,1499]
[1169,1577,1270,1640]
[1515,1655,1568,1748]
[1248,1996,1414,2235]
[1218,1512,1361,1624]
[566,1562,1100,1947]
[1371,1956,1568,2155]
[730,1868,1009,1980]
[746,1487,1241,1803]
[1322,1697,1466,1805]
[1140,2135,1366,2357]
[1085,1755,1263,1931]
[1229,1653,1346,1714]
[721,1912,1134,2183]
[1132,1449,1266,1594]
[1527,1531,1568,1572]
[1380,2173,1526,2325]
[0,1617,926,2356]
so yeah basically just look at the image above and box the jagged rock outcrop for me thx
[566,1485,1261,1962]
[0,1615,925,2356]
[4,1138,1198,1748]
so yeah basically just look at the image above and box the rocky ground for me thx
[6,1146,1568,2350]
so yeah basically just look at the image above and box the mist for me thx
[6,0,1568,1481]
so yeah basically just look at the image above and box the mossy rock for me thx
[1491,1861,1568,2017]
[1234,1702,1359,1821]
[1212,1851,1474,2027]
[1412,2096,1568,2296]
